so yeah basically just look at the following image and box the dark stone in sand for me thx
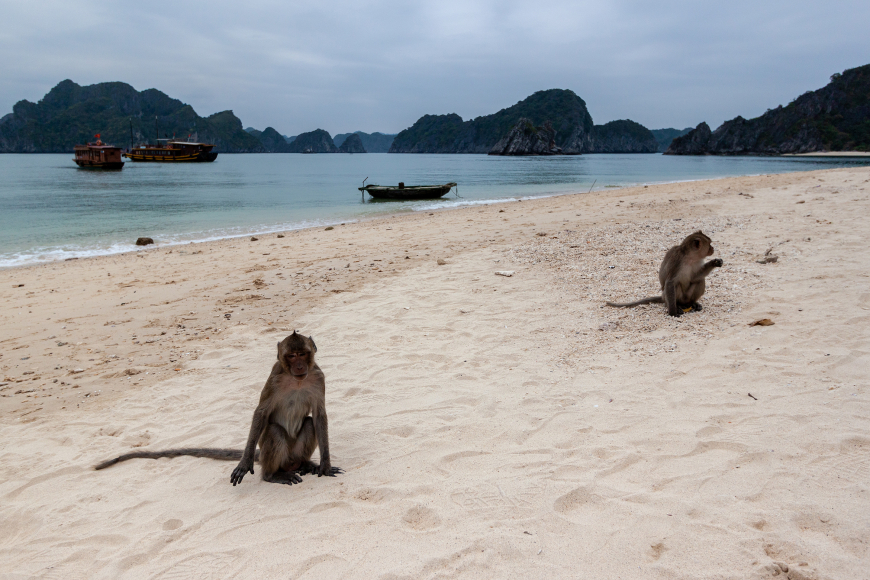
[135,237,154,246]
[251,236,259,241]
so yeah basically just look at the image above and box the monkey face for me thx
[278,331,316,377]
[685,231,714,258]
[286,351,311,377]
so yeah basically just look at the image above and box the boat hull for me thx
[360,183,456,200]
[73,159,125,169]
[122,151,218,162]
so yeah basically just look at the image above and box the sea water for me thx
[0,153,866,268]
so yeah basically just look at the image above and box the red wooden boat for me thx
[73,134,125,169]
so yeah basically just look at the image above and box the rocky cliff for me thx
[254,127,293,152]
[488,117,657,155]
[0,80,264,153]
[338,133,366,153]
[334,131,394,152]
[650,127,693,152]
[390,89,595,153]
[666,64,870,155]
[488,119,561,155]
[590,120,658,153]
[391,89,658,154]
[286,129,339,153]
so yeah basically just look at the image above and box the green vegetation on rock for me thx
[592,120,658,153]
[390,89,657,154]
[0,80,264,153]
[333,131,395,152]
[650,127,693,152]
[666,63,870,155]
[286,129,339,153]
[337,133,366,153]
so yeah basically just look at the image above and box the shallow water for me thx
[0,153,866,267]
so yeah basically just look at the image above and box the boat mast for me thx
[129,118,133,151]
[155,116,159,146]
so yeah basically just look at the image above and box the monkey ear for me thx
[694,239,701,249]
[309,336,317,353]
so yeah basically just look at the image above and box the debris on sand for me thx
[757,248,778,264]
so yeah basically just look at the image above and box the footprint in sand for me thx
[648,542,667,562]
[162,519,183,531]
[402,505,441,530]
[553,486,604,514]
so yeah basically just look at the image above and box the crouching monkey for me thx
[606,230,723,317]
[94,331,342,486]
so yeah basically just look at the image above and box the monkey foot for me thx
[263,470,303,485]
[296,461,319,476]
[317,465,343,477]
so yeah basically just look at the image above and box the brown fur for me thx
[95,331,342,486]
[606,231,723,317]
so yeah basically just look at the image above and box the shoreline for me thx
[1,164,868,578]
[781,151,870,157]
[3,152,870,270]
[0,169,841,271]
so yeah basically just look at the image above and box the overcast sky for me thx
[1,1,866,136]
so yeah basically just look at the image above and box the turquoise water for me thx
[1,153,866,268]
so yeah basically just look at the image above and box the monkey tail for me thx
[605,296,664,308]
[94,448,260,470]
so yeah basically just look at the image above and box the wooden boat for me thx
[73,136,124,169]
[122,118,218,162]
[123,140,218,163]
[359,182,458,200]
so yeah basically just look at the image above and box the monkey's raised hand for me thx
[709,258,723,267]
[231,461,254,486]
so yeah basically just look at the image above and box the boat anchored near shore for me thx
[359,180,458,200]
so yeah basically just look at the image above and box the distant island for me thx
[333,132,396,153]
[0,80,264,153]
[6,68,865,156]
[650,128,693,152]
[389,89,660,154]
[666,64,870,155]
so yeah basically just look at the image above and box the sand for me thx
[1,166,868,579]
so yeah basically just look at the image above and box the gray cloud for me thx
[1,0,866,135]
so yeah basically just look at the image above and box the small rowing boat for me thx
[359,182,458,200]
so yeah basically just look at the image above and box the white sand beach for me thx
[1,166,868,579]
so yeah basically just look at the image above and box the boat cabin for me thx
[73,139,125,169]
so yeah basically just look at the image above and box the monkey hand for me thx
[231,461,254,486]
[317,461,343,477]
[668,309,683,318]
[709,258,723,268]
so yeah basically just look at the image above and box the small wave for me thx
[414,192,564,211]
[0,218,358,269]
